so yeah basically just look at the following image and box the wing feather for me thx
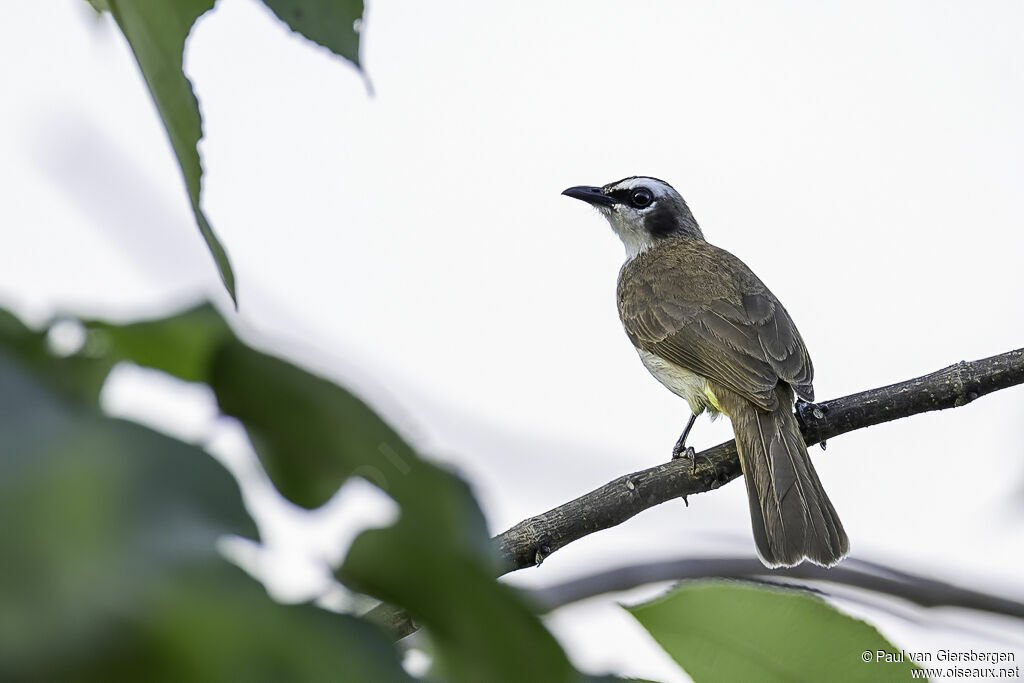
[618,240,815,408]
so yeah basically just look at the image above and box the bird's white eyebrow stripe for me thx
[604,176,673,195]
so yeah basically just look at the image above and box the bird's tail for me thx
[725,384,849,567]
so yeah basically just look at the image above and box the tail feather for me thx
[719,382,849,567]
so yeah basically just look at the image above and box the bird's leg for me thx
[671,414,697,460]
[671,413,714,473]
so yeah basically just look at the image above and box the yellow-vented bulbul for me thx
[563,176,848,567]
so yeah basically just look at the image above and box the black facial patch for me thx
[607,188,635,204]
[645,203,680,237]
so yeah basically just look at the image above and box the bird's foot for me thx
[795,399,828,429]
[796,399,829,450]
[671,441,693,460]
[671,442,714,474]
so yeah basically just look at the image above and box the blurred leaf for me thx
[0,309,114,403]
[210,339,416,509]
[87,302,231,384]
[96,0,236,304]
[627,582,919,683]
[343,496,577,683]
[74,302,581,682]
[0,302,230,405]
[261,0,363,66]
[209,340,577,681]
[68,571,413,683]
[0,343,410,681]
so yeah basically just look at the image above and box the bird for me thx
[562,176,848,568]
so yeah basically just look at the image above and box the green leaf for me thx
[84,303,409,513]
[100,0,237,304]
[0,338,410,682]
[260,0,364,66]
[92,0,370,305]
[627,581,920,683]
[343,502,577,683]
[69,572,414,683]
[86,302,232,384]
[0,302,230,406]
[210,338,419,509]
[0,309,114,403]
[71,302,579,681]
[208,340,577,680]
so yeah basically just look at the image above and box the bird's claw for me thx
[795,399,828,431]
[671,443,694,461]
[671,443,714,474]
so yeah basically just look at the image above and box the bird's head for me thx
[562,176,703,259]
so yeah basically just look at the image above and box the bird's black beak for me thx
[562,185,616,207]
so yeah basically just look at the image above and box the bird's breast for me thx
[636,349,722,416]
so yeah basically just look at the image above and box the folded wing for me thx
[617,242,814,411]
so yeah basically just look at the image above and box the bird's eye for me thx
[630,188,653,208]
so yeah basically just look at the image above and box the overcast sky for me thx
[3,1,1024,680]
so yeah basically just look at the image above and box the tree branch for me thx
[526,557,1024,620]
[371,348,1024,638]
[494,349,1024,572]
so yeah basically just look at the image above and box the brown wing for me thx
[618,240,814,411]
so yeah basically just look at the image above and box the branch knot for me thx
[950,360,983,407]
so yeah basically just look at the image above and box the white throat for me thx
[605,210,657,261]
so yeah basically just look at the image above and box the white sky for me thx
[3,1,1024,680]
